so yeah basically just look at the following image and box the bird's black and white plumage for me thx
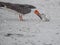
[0,2,36,21]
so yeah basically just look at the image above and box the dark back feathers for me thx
[0,2,36,14]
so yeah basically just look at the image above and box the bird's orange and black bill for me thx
[34,10,42,20]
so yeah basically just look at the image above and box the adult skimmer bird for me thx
[0,2,36,21]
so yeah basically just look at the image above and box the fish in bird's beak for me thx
[34,10,42,20]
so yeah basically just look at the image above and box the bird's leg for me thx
[19,14,23,21]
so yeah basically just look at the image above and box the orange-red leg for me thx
[19,15,23,21]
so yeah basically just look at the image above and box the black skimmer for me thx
[0,2,36,21]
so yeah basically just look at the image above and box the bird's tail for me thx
[0,2,5,7]
[0,2,11,7]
